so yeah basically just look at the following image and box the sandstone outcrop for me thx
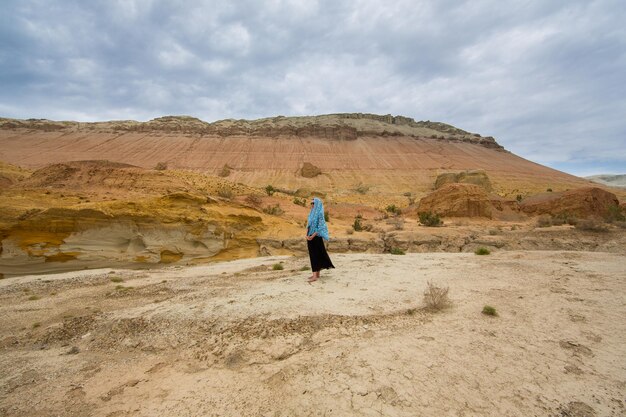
[300,162,322,178]
[520,187,619,218]
[434,170,493,191]
[417,183,494,218]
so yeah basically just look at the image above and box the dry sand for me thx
[1,251,625,416]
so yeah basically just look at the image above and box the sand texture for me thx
[1,251,624,416]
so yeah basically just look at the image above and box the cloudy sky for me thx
[1,0,624,176]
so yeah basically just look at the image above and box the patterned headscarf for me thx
[307,197,329,241]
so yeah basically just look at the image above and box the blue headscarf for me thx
[307,197,329,241]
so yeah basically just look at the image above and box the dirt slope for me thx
[0,114,598,199]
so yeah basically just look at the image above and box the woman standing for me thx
[306,197,334,283]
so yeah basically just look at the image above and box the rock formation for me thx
[417,183,495,218]
[520,187,620,218]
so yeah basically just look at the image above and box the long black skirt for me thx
[307,236,335,272]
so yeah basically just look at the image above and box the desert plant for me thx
[354,183,369,194]
[110,277,123,283]
[385,204,402,215]
[475,247,491,255]
[546,188,553,192]
[352,214,364,231]
[419,211,443,227]
[516,194,523,202]
[265,185,276,196]
[217,186,234,199]
[346,228,354,235]
[263,204,284,216]
[272,263,284,270]
[389,217,404,230]
[575,218,609,232]
[293,197,307,207]
[536,215,552,228]
[606,204,625,222]
[32,322,41,328]
[488,229,499,235]
[28,295,40,301]
[154,162,168,171]
[482,305,498,316]
[324,210,329,222]
[245,194,262,207]
[390,247,405,255]
[423,281,450,311]
[299,265,309,271]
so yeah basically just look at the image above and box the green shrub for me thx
[482,305,498,316]
[418,211,442,227]
[32,322,41,328]
[293,197,307,207]
[353,214,364,231]
[516,194,522,202]
[27,295,40,301]
[245,194,262,207]
[299,265,309,271]
[546,188,552,192]
[154,162,168,171]
[385,204,402,215]
[272,263,284,270]
[265,185,276,196]
[390,247,405,255]
[475,247,491,255]
[324,210,329,222]
[110,277,123,283]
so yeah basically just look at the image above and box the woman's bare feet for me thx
[307,276,318,283]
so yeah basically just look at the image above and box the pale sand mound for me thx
[0,251,624,416]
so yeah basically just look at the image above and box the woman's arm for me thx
[307,231,318,240]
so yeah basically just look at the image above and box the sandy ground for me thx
[0,251,625,416]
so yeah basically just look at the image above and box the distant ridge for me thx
[0,113,503,149]
[585,174,626,188]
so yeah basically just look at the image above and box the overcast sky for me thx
[1,0,624,176]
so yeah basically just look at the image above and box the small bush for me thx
[575,218,609,232]
[475,247,491,255]
[32,322,41,328]
[265,185,276,196]
[482,305,498,316]
[272,263,284,270]
[218,186,234,199]
[419,211,443,227]
[606,204,625,222]
[293,197,307,207]
[546,188,553,192]
[299,265,309,271]
[324,210,330,222]
[354,183,369,194]
[385,204,402,215]
[28,295,40,301]
[353,214,364,231]
[219,164,231,177]
[389,217,404,230]
[110,277,123,283]
[245,194,262,207]
[423,281,450,311]
[536,215,552,228]
[488,229,499,235]
[516,194,523,202]
[263,204,284,215]
[154,162,168,171]
[346,228,354,235]
[390,247,405,255]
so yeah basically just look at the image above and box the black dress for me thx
[307,232,335,272]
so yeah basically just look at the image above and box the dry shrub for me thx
[219,164,231,177]
[575,218,609,232]
[245,194,262,207]
[423,281,450,311]
[389,217,404,230]
[217,186,234,199]
[263,204,284,216]
[154,162,168,171]
[536,214,552,228]
[346,228,354,235]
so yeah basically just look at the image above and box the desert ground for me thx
[1,250,624,417]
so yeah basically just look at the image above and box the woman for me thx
[306,197,334,283]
